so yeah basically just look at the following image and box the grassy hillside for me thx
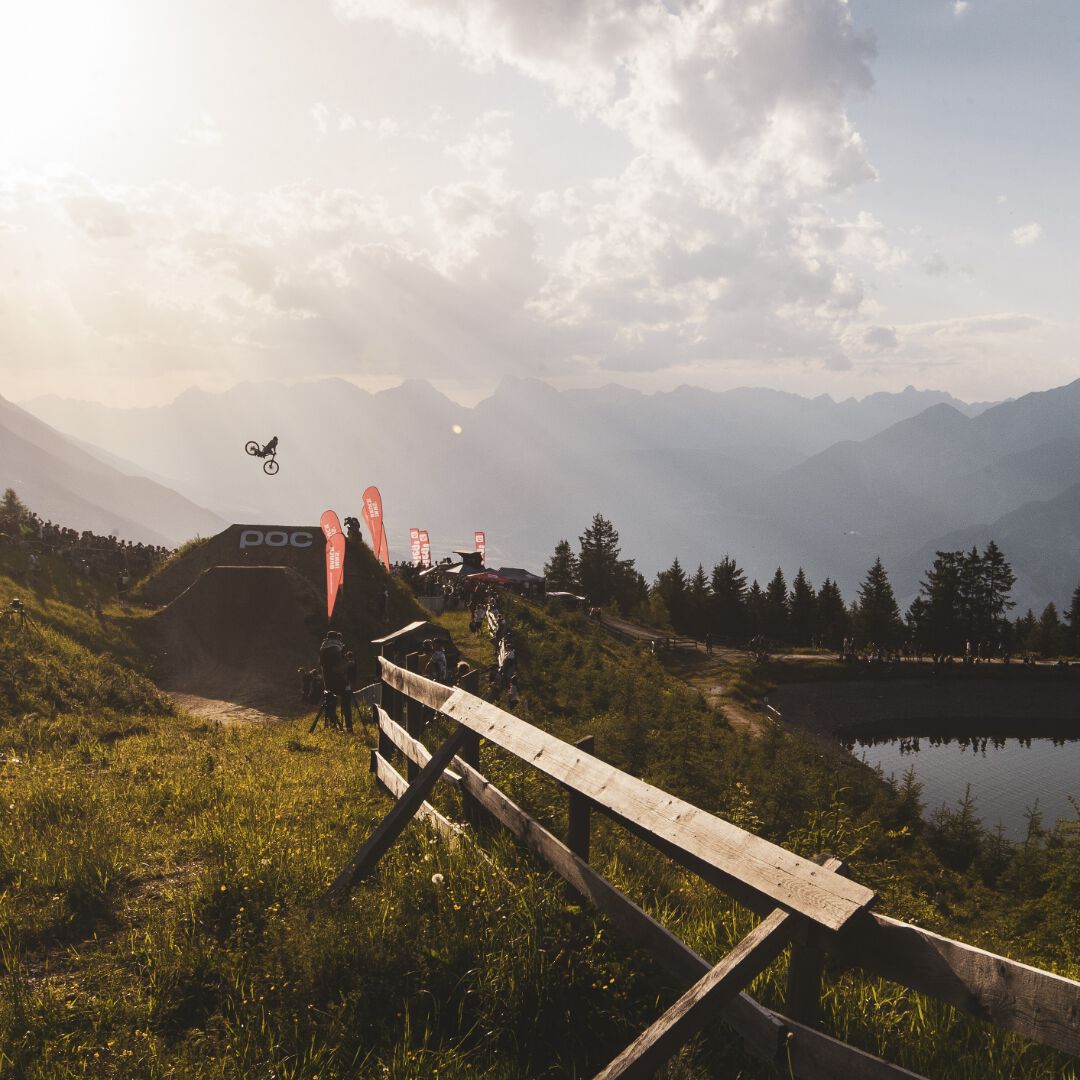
[1,568,1077,1076]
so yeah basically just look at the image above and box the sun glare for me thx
[0,1,129,162]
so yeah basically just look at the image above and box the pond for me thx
[851,735,1080,841]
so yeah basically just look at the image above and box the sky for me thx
[0,0,1076,408]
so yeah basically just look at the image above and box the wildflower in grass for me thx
[431,873,444,886]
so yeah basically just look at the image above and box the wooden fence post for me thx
[404,652,421,780]
[459,670,483,828]
[376,655,394,788]
[565,734,595,901]
[325,724,472,901]
[785,855,843,1027]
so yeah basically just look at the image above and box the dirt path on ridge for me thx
[597,612,768,734]
[662,647,769,735]
[168,691,300,726]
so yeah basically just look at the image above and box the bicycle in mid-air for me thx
[245,438,279,475]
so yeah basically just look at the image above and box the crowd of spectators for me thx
[0,491,172,593]
[472,592,520,707]
[393,559,489,612]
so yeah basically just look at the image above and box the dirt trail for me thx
[597,611,767,733]
[168,692,297,726]
[664,648,769,734]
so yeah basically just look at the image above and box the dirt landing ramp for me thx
[152,565,324,718]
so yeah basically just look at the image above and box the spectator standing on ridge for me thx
[318,630,353,732]
[426,638,448,684]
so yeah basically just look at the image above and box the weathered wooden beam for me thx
[376,707,462,787]
[597,807,778,919]
[408,734,922,1078]
[404,652,421,781]
[566,734,594,904]
[567,734,595,862]
[452,753,717,987]
[371,750,462,846]
[458,669,483,829]
[389,664,873,932]
[323,724,470,901]
[594,908,795,1079]
[822,912,1080,1057]
[782,1017,927,1079]
[786,857,844,1027]
[381,661,455,711]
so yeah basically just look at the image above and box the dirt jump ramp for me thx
[152,565,325,717]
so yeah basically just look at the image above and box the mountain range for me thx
[18,376,1080,613]
[0,392,225,547]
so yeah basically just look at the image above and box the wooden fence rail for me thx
[332,658,1080,1076]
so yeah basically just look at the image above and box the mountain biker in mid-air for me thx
[244,435,280,474]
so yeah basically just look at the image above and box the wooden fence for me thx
[330,658,1080,1078]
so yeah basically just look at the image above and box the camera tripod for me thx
[0,598,44,641]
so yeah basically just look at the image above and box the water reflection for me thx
[847,734,1080,841]
[841,733,1075,753]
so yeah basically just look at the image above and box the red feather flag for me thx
[320,510,347,621]
[362,486,391,572]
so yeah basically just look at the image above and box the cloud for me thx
[446,110,513,172]
[327,0,887,377]
[922,252,948,276]
[863,325,898,351]
[953,1,971,16]
[179,113,223,146]
[1,4,903,395]
[1011,222,1043,247]
[337,0,875,202]
[311,102,356,136]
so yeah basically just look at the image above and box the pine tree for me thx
[905,596,930,658]
[1015,609,1038,655]
[0,488,30,534]
[543,539,579,591]
[788,568,817,646]
[654,558,689,633]
[978,541,1016,647]
[709,557,748,642]
[815,578,849,650]
[763,567,789,641]
[577,514,640,610]
[1037,603,1063,659]
[1064,584,1080,657]
[920,550,964,657]
[746,580,766,638]
[855,557,903,649]
[687,564,710,639]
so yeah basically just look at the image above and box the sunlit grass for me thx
[1,587,1076,1076]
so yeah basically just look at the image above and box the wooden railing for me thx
[327,659,1080,1078]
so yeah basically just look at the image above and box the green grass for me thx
[1,585,1077,1077]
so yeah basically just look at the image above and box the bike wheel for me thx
[263,458,280,475]
[245,440,261,456]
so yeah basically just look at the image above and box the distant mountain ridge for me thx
[0,393,225,547]
[23,375,1080,612]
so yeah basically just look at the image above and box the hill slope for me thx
[0,392,224,546]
